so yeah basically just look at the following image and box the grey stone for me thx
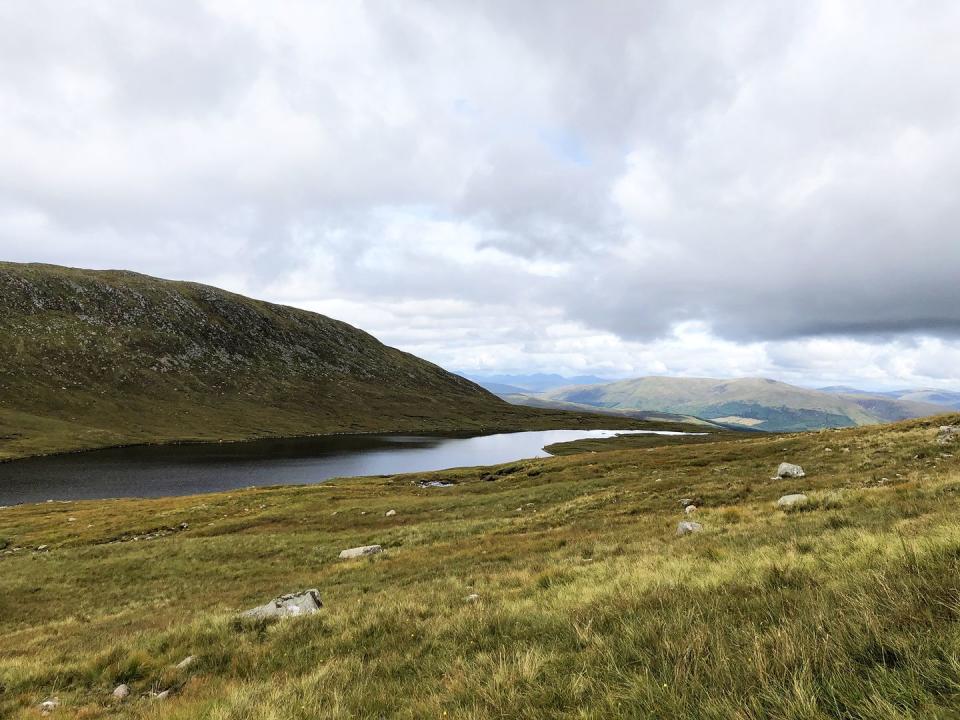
[39,698,60,712]
[776,463,805,478]
[338,544,382,559]
[113,684,130,701]
[777,493,809,509]
[676,521,703,536]
[242,589,323,618]
[153,690,171,701]
[385,509,397,517]
[684,505,698,515]
[937,426,960,445]
[36,545,49,552]
[465,593,480,603]
[175,655,195,670]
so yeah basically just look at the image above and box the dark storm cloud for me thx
[1,0,960,379]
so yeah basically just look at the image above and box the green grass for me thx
[2,414,960,718]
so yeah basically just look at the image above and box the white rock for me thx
[385,509,397,517]
[153,690,171,701]
[113,684,130,701]
[39,698,60,711]
[684,505,698,515]
[338,544,382,559]
[465,593,480,603]
[937,426,960,445]
[776,463,805,479]
[36,545,49,552]
[175,655,195,670]
[242,589,323,618]
[777,493,809,509]
[676,521,703,536]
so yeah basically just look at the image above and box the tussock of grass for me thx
[1,415,960,717]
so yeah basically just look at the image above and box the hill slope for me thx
[536,376,943,431]
[0,263,640,460]
[1,414,959,718]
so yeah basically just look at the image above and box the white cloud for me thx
[1,0,959,388]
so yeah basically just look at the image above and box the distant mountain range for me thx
[501,376,949,432]
[819,386,960,410]
[465,373,612,393]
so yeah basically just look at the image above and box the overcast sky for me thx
[2,1,960,389]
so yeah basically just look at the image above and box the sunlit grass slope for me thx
[2,415,960,718]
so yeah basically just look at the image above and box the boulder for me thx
[937,426,960,445]
[338,544,382,559]
[777,493,809,509]
[385,509,397,517]
[776,463,805,479]
[684,505,698,515]
[113,684,130,701]
[676,521,703,536]
[242,589,323,619]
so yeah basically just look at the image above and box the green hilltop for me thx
[0,262,664,461]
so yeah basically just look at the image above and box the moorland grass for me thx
[1,415,959,718]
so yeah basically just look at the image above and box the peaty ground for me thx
[1,416,960,718]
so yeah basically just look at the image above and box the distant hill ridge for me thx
[507,376,946,432]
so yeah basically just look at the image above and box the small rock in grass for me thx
[36,545,49,552]
[777,493,809,509]
[113,684,130,701]
[684,505,697,515]
[338,544,382,560]
[175,655,195,670]
[385,509,396,517]
[153,690,171,701]
[243,589,323,618]
[465,593,480,603]
[676,521,703,536]
[775,463,805,479]
[39,697,59,712]
[179,522,189,530]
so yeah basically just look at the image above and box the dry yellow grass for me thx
[1,414,959,718]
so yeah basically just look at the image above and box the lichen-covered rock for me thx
[338,544,382,559]
[676,521,703,536]
[242,589,323,618]
[684,505,698,515]
[776,463,805,478]
[113,684,130,701]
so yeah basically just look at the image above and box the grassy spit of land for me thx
[2,415,960,719]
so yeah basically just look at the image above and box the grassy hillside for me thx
[497,392,725,428]
[0,263,659,461]
[1,414,959,718]
[537,376,944,432]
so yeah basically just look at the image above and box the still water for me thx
[0,429,699,505]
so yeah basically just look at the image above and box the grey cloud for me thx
[1,0,959,380]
